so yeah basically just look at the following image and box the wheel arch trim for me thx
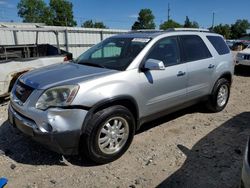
[81,95,140,134]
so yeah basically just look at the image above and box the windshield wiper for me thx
[78,61,106,68]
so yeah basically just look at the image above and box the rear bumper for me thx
[8,104,82,155]
[241,138,250,188]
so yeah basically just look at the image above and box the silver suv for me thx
[8,28,234,163]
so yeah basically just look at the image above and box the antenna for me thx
[168,3,170,21]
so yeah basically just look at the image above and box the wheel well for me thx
[93,98,139,127]
[8,71,28,92]
[219,72,232,85]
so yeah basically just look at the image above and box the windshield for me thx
[75,37,151,71]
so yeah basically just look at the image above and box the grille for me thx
[244,55,250,60]
[14,80,34,103]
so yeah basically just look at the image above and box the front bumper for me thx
[8,103,88,155]
[241,137,250,188]
[235,59,250,66]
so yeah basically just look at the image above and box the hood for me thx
[242,47,250,54]
[19,62,117,89]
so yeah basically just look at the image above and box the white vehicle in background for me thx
[0,28,72,98]
[236,45,250,66]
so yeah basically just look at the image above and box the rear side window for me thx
[180,35,212,62]
[207,36,230,55]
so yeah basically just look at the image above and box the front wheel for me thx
[206,78,230,112]
[80,105,135,164]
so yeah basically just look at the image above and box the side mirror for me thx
[143,59,165,71]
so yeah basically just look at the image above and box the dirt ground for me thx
[0,66,250,188]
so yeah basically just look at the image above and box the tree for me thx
[231,19,250,39]
[49,0,77,26]
[184,16,199,28]
[160,19,182,30]
[213,24,231,39]
[184,16,191,28]
[94,22,108,29]
[17,0,52,24]
[131,9,155,30]
[82,20,94,28]
[191,21,199,28]
[81,20,108,29]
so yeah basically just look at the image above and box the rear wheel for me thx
[80,105,135,164]
[206,78,230,112]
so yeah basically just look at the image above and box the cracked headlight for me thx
[36,85,79,110]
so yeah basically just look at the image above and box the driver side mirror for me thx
[143,59,165,71]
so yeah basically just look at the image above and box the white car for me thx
[236,45,250,66]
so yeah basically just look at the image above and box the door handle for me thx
[208,64,215,69]
[177,71,186,77]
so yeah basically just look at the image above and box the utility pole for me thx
[65,17,68,27]
[211,12,215,29]
[167,3,170,21]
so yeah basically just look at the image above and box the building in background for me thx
[0,22,128,58]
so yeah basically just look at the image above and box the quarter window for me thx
[146,36,180,67]
[207,36,230,55]
[180,35,212,62]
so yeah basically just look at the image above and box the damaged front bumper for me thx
[8,102,88,155]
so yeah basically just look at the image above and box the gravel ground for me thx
[0,66,250,188]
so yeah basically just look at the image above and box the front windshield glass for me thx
[75,37,151,71]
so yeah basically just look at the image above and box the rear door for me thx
[179,35,214,100]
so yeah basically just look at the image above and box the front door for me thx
[138,36,188,117]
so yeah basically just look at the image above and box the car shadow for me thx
[156,112,250,188]
[138,104,209,134]
[0,120,97,167]
[0,104,209,167]
[234,65,250,77]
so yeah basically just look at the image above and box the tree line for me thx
[17,1,250,39]
[131,9,250,39]
[17,0,107,28]
[213,20,250,39]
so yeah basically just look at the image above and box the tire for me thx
[206,78,230,112]
[80,105,135,164]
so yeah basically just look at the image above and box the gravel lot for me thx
[0,66,250,188]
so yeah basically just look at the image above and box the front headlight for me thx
[237,53,244,59]
[36,85,79,110]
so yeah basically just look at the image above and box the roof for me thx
[113,28,213,39]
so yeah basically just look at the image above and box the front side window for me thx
[180,35,212,62]
[146,36,180,67]
[75,37,150,71]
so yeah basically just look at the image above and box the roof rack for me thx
[129,29,163,33]
[166,28,210,32]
